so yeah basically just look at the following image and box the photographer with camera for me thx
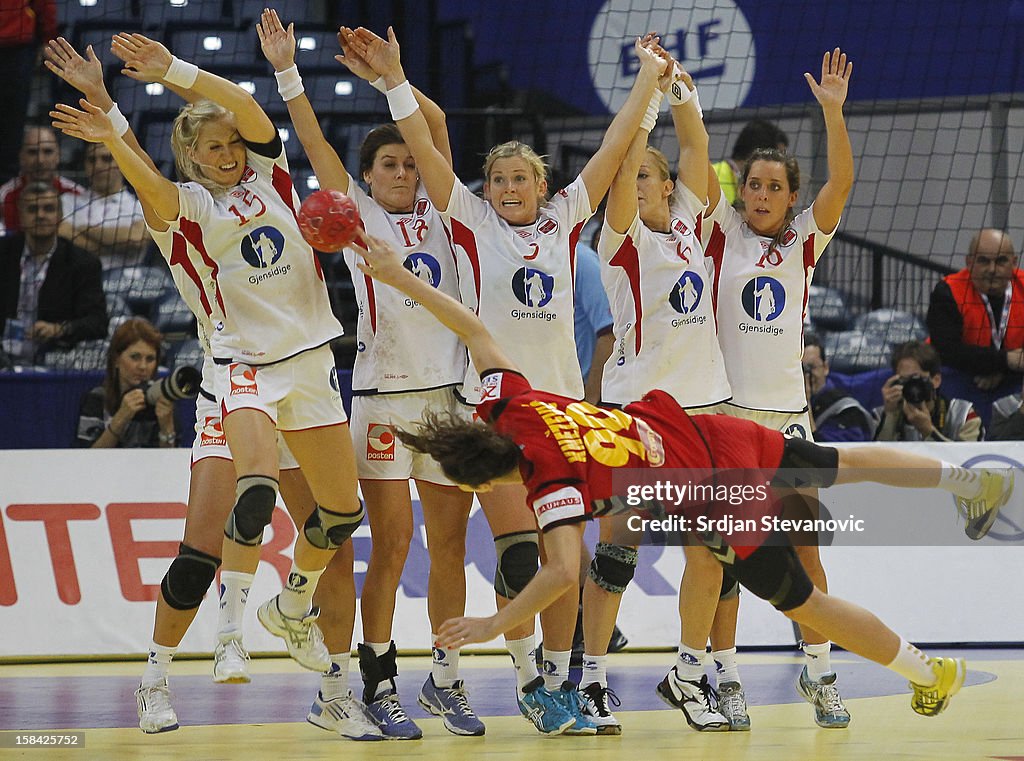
[874,340,982,442]
[75,317,197,448]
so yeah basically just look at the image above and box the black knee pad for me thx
[723,544,814,612]
[719,573,740,600]
[224,475,278,546]
[775,438,839,489]
[493,531,539,599]
[304,502,364,550]
[588,542,638,594]
[160,543,220,611]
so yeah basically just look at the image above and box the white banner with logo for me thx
[1,443,1022,658]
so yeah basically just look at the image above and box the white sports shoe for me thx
[213,636,251,684]
[256,595,331,672]
[656,670,730,732]
[307,691,383,741]
[136,679,179,734]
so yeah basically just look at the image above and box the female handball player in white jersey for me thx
[594,60,735,732]
[700,48,856,729]
[45,36,378,739]
[343,25,668,735]
[257,11,481,738]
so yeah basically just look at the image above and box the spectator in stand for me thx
[874,340,982,442]
[711,118,789,207]
[0,124,85,233]
[76,317,177,448]
[927,229,1024,391]
[0,181,108,365]
[989,377,1024,440]
[802,333,875,442]
[0,0,56,185]
[61,142,149,268]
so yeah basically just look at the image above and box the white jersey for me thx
[599,184,731,408]
[159,140,341,366]
[441,176,589,403]
[342,177,465,394]
[702,192,834,412]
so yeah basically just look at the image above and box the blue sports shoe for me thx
[554,681,598,735]
[517,677,574,736]
[417,675,485,736]
[365,689,423,740]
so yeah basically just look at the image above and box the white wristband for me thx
[640,88,663,132]
[274,64,304,101]
[164,56,199,89]
[692,87,703,118]
[667,78,693,107]
[386,80,419,121]
[369,76,387,93]
[106,102,129,137]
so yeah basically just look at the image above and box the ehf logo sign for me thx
[587,1,754,114]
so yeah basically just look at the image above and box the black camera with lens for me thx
[897,375,934,405]
[138,365,202,405]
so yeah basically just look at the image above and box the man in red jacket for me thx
[927,228,1023,390]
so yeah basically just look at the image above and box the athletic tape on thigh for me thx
[493,531,539,598]
[588,541,638,594]
[160,543,221,611]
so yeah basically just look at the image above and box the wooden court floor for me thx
[1,650,1022,760]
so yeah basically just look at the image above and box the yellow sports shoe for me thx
[959,469,1013,541]
[910,657,966,717]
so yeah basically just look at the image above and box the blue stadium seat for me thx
[103,266,174,317]
[105,292,133,320]
[139,119,176,175]
[42,340,108,372]
[304,73,385,115]
[152,292,197,337]
[852,309,927,347]
[140,0,230,30]
[113,78,184,117]
[806,285,850,332]
[167,28,257,68]
[166,337,204,370]
[291,166,321,199]
[234,0,311,29]
[62,0,137,33]
[292,29,344,71]
[72,28,145,77]
[825,330,892,374]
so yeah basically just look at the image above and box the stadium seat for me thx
[806,285,850,332]
[103,266,174,317]
[152,292,197,338]
[139,119,177,175]
[304,73,385,115]
[42,340,108,372]
[233,0,311,29]
[852,309,928,347]
[113,78,184,117]
[292,29,344,71]
[291,166,321,199]
[62,0,137,33]
[167,28,257,68]
[825,330,892,374]
[166,337,204,370]
[140,0,230,30]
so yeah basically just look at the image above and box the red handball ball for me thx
[297,189,361,251]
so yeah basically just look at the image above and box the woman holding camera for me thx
[874,340,982,441]
[76,317,177,448]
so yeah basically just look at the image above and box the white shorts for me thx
[191,393,299,468]
[721,403,813,440]
[350,387,461,484]
[214,345,347,431]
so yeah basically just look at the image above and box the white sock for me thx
[674,643,706,681]
[142,642,177,686]
[321,652,352,700]
[506,635,540,692]
[938,463,983,499]
[217,571,253,640]
[712,647,741,685]
[886,638,936,685]
[431,634,460,688]
[582,653,607,688]
[542,649,571,690]
[803,641,833,681]
[278,563,325,618]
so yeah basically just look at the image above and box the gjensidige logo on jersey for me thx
[669,272,706,327]
[229,363,258,396]
[587,0,754,114]
[366,423,396,461]
[511,267,557,322]
[242,226,292,284]
[402,253,442,307]
[740,276,785,336]
[199,416,226,447]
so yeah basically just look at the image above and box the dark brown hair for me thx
[358,123,406,179]
[397,410,522,488]
[890,340,941,376]
[741,147,802,253]
[103,318,163,413]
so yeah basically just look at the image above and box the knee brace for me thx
[719,574,740,600]
[775,438,839,489]
[224,475,278,546]
[588,542,638,594]
[493,531,539,599]
[160,543,220,611]
[304,502,364,550]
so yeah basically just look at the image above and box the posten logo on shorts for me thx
[199,416,226,447]
[229,364,258,396]
[367,423,396,461]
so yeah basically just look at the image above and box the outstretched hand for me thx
[343,25,402,81]
[335,26,377,81]
[50,99,115,144]
[635,34,670,79]
[256,8,296,71]
[111,32,173,83]
[44,38,106,98]
[351,234,410,286]
[805,47,852,110]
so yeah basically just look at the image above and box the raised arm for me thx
[605,130,648,234]
[51,100,180,228]
[578,38,667,213]
[354,235,516,373]
[805,48,853,234]
[347,26,457,210]
[111,32,277,144]
[669,67,709,203]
